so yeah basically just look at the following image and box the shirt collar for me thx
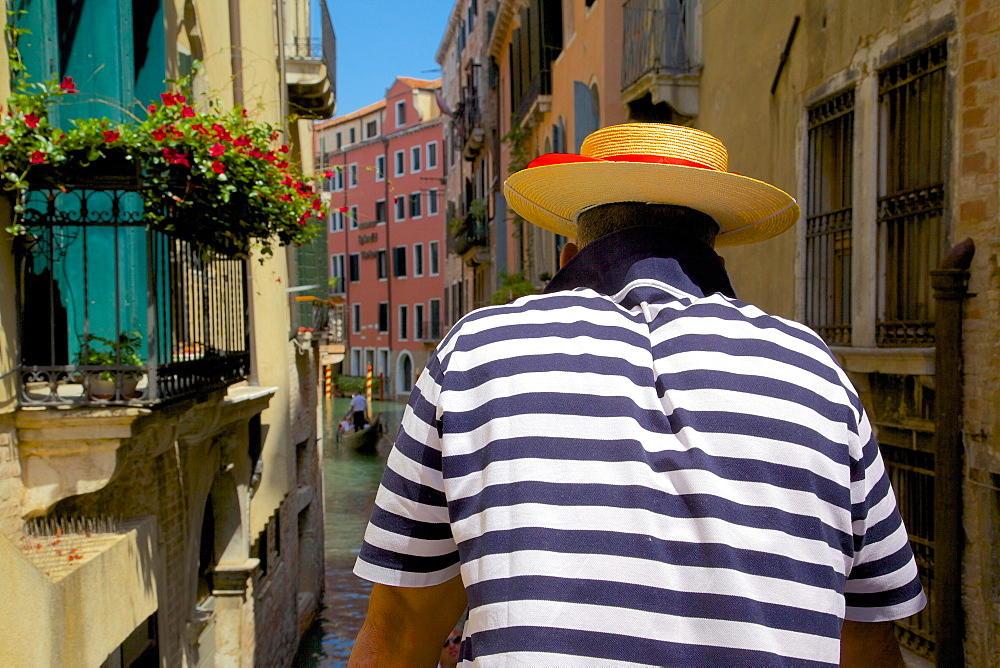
[542,226,736,299]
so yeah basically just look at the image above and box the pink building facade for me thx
[316,77,445,398]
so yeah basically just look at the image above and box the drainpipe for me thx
[382,135,392,392]
[930,237,975,667]
[229,0,244,107]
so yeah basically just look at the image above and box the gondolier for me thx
[349,390,367,433]
[350,123,925,666]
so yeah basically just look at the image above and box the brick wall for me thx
[251,496,301,667]
[956,0,1000,661]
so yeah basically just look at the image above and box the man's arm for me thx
[349,576,468,668]
[840,620,905,667]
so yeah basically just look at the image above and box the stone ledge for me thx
[829,346,935,376]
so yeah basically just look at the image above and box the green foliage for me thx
[489,272,538,305]
[0,64,326,258]
[76,331,143,380]
[334,374,382,397]
[502,117,532,174]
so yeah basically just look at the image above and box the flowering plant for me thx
[0,71,326,257]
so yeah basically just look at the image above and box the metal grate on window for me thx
[876,40,948,347]
[806,89,854,346]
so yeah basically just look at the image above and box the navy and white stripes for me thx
[355,233,924,665]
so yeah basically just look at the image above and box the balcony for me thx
[452,213,490,263]
[15,179,250,408]
[621,0,700,122]
[284,0,336,119]
[454,64,486,160]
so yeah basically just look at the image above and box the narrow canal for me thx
[294,396,406,666]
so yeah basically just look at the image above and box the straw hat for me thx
[503,123,800,247]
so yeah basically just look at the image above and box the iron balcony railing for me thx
[453,214,490,256]
[414,320,442,342]
[622,0,697,91]
[515,65,552,125]
[285,0,336,87]
[15,181,250,408]
[454,63,483,153]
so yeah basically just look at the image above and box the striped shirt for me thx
[355,227,926,666]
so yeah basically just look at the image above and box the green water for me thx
[294,396,407,666]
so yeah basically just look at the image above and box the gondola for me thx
[339,418,382,454]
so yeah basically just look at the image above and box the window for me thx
[329,167,343,192]
[394,150,405,176]
[329,209,344,233]
[409,192,422,218]
[876,41,947,346]
[411,145,422,173]
[393,246,407,277]
[330,254,345,294]
[350,205,359,229]
[336,132,342,149]
[429,299,442,339]
[377,250,388,279]
[375,154,385,181]
[395,100,406,127]
[375,199,387,223]
[805,90,854,347]
[352,303,361,333]
[429,241,440,275]
[414,243,424,276]
[349,163,358,188]
[427,141,438,169]
[349,253,360,282]
[395,196,406,221]
[415,303,425,340]
[349,127,356,143]
[428,188,439,216]
[378,302,389,333]
[399,305,409,340]
[367,120,377,138]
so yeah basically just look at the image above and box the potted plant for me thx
[76,330,144,400]
[0,64,327,258]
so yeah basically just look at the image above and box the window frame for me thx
[375,154,386,181]
[395,195,406,222]
[330,253,345,294]
[377,249,388,280]
[352,303,361,334]
[393,245,408,278]
[349,253,360,282]
[429,241,440,276]
[426,141,438,169]
[395,100,406,127]
[394,149,405,177]
[428,188,439,216]
[411,145,422,173]
[409,192,423,219]
[414,242,424,277]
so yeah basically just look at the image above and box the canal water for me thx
[294,396,406,666]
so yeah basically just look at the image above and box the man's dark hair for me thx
[576,202,721,248]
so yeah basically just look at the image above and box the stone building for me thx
[445,0,1000,663]
[0,0,334,665]
[315,77,446,398]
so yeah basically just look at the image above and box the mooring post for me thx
[929,238,975,666]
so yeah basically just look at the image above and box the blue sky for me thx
[327,1,456,117]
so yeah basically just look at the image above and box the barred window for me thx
[877,40,947,346]
[805,89,854,347]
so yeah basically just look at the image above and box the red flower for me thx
[242,108,248,117]
[0,135,9,146]
[147,104,157,115]
[209,143,226,157]
[250,148,263,158]
[59,77,77,93]
[160,93,177,106]
[211,160,225,174]
[174,94,187,105]
[323,170,334,178]
[191,123,209,135]
[275,160,288,169]
[234,135,251,147]
[24,112,40,128]
[312,199,322,211]
[338,206,350,213]
[103,130,120,143]
[281,193,292,202]
[169,125,184,139]
[279,144,290,154]
[161,147,190,166]
[151,127,167,141]
[271,131,280,141]
[30,150,46,164]
[181,106,195,118]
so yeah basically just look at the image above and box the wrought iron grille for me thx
[15,185,250,407]
[806,90,854,346]
[622,0,696,92]
[881,441,936,658]
[877,41,947,347]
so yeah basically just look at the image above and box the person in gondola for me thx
[349,390,368,432]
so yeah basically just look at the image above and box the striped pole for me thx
[324,365,332,397]
[365,364,373,414]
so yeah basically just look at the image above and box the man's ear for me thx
[559,242,578,268]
